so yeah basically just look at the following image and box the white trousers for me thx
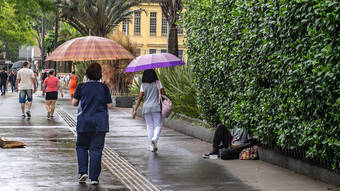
[144,112,162,146]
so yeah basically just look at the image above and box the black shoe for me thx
[26,111,31,118]
[21,114,26,119]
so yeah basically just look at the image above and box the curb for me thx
[136,107,340,187]
[259,147,340,187]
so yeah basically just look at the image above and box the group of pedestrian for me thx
[0,68,17,96]
[9,61,250,187]
[9,61,245,187]
[67,63,166,185]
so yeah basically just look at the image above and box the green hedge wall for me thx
[183,0,339,170]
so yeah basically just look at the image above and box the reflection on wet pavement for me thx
[0,94,127,191]
[61,100,257,191]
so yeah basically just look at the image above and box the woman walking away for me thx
[42,70,63,119]
[133,69,165,152]
[72,63,112,185]
[69,71,77,100]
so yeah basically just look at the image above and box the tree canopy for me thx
[0,0,55,61]
[60,0,143,37]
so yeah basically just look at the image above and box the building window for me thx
[161,13,167,36]
[122,20,129,35]
[134,12,141,35]
[149,49,156,54]
[178,50,183,59]
[150,12,157,36]
[161,49,167,53]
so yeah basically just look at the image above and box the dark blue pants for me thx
[10,81,15,92]
[76,132,106,181]
[0,81,6,95]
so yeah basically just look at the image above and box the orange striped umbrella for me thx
[46,36,134,61]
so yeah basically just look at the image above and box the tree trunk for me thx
[5,40,10,60]
[54,9,59,70]
[168,24,178,57]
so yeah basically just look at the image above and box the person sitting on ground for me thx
[204,123,254,159]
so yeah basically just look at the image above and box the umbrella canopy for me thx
[124,53,185,72]
[46,36,134,61]
[11,61,31,70]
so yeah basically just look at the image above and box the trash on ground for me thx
[0,137,26,148]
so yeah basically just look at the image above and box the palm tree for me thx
[60,0,142,37]
[58,22,82,44]
[159,0,182,57]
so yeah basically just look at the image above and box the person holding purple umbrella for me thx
[132,69,165,152]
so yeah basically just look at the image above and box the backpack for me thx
[220,147,240,160]
[239,145,259,160]
[156,80,172,118]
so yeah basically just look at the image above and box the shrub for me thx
[184,0,339,170]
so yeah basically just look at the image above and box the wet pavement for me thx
[60,100,257,191]
[0,92,127,191]
[60,99,340,191]
[1,92,339,191]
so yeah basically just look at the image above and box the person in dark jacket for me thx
[41,72,47,91]
[72,63,112,185]
[8,70,17,92]
[204,123,253,158]
[0,68,8,96]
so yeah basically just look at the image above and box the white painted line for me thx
[0,126,69,129]
[56,107,160,191]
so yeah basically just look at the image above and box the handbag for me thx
[156,80,172,118]
[239,145,259,160]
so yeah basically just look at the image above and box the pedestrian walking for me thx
[72,63,112,185]
[69,71,77,100]
[42,70,64,119]
[8,70,17,92]
[41,72,47,91]
[15,62,37,118]
[0,68,8,96]
[132,69,165,152]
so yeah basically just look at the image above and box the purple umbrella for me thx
[124,53,185,72]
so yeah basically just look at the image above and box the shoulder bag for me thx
[156,80,172,118]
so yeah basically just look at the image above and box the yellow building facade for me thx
[116,3,186,60]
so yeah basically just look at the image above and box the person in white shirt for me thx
[15,62,37,118]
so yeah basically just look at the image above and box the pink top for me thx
[44,76,59,93]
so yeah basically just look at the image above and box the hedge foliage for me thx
[183,0,339,169]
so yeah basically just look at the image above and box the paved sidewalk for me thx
[1,92,339,191]
[0,92,127,191]
[59,100,340,191]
